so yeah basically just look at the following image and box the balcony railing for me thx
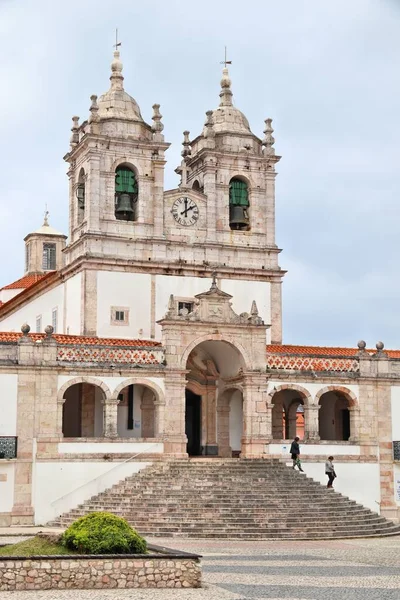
[0,436,18,459]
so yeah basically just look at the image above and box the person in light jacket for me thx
[325,456,337,488]
[290,437,304,472]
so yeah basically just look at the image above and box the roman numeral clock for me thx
[171,196,199,227]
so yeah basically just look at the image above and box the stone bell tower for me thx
[63,47,170,266]
[174,65,285,344]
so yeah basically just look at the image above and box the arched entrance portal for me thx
[185,340,246,457]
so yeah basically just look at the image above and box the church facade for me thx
[0,49,400,527]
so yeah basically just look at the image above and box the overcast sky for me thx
[1,0,400,347]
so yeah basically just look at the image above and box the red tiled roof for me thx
[0,331,161,347]
[0,271,59,315]
[267,344,400,359]
[1,273,51,291]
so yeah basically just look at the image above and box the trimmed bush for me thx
[61,512,147,555]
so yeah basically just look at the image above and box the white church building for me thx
[0,48,400,527]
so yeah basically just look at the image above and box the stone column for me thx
[287,403,298,440]
[205,385,218,455]
[270,280,283,345]
[217,397,231,458]
[141,391,155,438]
[81,383,95,437]
[154,400,166,438]
[163,370,187,456]
[11,370,36,525]
[241,374,270,458]
[303,405,320,442]
[103,400,119,439]
[349,406,360,443]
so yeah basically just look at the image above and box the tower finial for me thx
[43,206,49,227]
[219,48,233,107]
[263,118,275,156]
[110,29,124,91]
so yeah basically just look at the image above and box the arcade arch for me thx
[317,386,357,441]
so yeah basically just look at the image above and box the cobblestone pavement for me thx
[1,535,400,599]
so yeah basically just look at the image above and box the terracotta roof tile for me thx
[267,343,400,363]
[1,273,51,291]
[0,331,161,347]
[0,271,59,314]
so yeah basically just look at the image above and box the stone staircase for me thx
[50,459,400,540]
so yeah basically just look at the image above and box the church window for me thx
[52,308,58,333]
[42,243,56,270]
[229,177,250,231]
[111,306,130,325]
[36,315,42,333]
[115,166,138,222]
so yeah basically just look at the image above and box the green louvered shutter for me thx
[115,168,138,194]
[229,179,249,206]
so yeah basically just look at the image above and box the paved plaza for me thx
[1,534,400,599]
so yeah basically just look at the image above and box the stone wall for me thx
[0,552,201,590]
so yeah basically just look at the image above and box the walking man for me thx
[325,456,337,488]
[290,436,304,472]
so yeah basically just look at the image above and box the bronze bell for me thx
[115,193,134,221]
[229,205,249,231]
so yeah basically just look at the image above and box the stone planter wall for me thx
[0,548,201,590]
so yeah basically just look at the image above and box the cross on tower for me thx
[113,28,121,51]
[220,46,232,68]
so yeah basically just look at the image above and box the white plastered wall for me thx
[0,374,18,435]
[64,273,81,334]
[391,386,400,440]
[295,462,380,513]
[0,285,63,333]
[33,461,152,525]
[97,271,151,339]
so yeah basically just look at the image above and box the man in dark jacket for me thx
[290,436,304,472]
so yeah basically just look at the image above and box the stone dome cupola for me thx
[203,66,252,135]
[97,49,144,122]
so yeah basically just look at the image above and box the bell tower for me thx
[172,65,285,343]
[63,48,170,266]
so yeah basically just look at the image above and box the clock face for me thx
[171,196,199,227]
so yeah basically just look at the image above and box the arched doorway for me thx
[318,390,352,441]
[270,387,309,440]
[115,383,156,438]
[185,340,246,456]
[62,382,105,438]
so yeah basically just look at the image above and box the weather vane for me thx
[113,28,121,51]
[220,46,232,68]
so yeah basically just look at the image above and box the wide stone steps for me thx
[50,459,400,540]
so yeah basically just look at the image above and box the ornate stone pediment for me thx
[162,276,265,327]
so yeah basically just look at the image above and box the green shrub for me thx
[61,512,147,555]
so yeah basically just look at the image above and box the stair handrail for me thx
[51,442,161,507]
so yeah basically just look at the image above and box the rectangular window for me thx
[110,306,130,326]
[42,243,56,271]
[52,308,58,333]
[36,315,42,333]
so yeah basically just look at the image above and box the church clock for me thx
[171,196,199,227]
